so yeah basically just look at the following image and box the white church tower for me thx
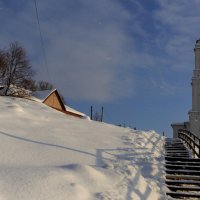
[188,39,200,137]
[172,39,200,138]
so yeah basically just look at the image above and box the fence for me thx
[178,129,200,158]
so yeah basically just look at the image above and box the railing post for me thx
[178,130,200,158]
[199,139,200,158]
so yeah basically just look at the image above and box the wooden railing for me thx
[178,129,200,158]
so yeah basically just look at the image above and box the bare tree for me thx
[0,49,6,83]
[37,81,53,91]
[0,42,34,96]
[22,79,37,91]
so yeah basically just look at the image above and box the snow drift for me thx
[0,96,166,199]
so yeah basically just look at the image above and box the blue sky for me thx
[0,0,200,137]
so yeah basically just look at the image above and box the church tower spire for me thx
[188,39,200,136]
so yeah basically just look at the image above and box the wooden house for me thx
[34,89,87,119]
[43,89,65,112]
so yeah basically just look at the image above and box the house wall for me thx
[42,90,85,119]
[43,92,63,111]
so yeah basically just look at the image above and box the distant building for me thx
[172,39,200,137]
[34,89,88,119]
[171,122,190,138]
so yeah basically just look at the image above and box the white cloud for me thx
[149,77,189,95]
[38,0,137,102]
[152,0,200,72]
[0,0,139,102]
[1,0,198,100]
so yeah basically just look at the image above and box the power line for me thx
[33,0,52,83]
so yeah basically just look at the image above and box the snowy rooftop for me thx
[33,89,87,117]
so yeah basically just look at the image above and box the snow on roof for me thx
[32,89,88,118]
[65,105,86,117]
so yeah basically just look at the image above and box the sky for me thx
[0,0,200,137]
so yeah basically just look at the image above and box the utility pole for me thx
[90,106,93,120]
[101,106,104,122]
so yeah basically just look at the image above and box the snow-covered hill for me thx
[0,96,166,200]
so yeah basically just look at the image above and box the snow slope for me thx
[0,96,166,200]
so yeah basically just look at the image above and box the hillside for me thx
[0,96,166,200]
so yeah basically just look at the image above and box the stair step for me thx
[166,153,189,156]
[165,161,200,166]
[167,191,200,199]
[165,146,186,148]
[166,179,200,186]
[165,156,190,159]
[165,142,185,144]
[164,143,186,148]
[165,164,200,170]
[165,155,190,157]
[165,157,200,162]
[167,185,200,192]
[166,174,200,181]
[165,143,185,145]
[165,145,185,147]
[165,139,180,141]
[166,169,200,176]
[166,151,189,153]
[165,149,188,151]
[165,147,187,148]
[165,138,200,199]
[165,150,189,152]
[165,154,189,156]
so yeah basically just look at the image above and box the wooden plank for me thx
[165,156,190,159]
[165,161,200,166]
[165,153,189,156]
[165,149,188,151]
[166,174,200,181]
[165,151,189,153]
[167,185,200,191]
[165,143,185,145]
[165,148,189,150]
[167,191,200,198]
[165,144,185,147]
[165,148,186,150]
[166,169,200,176]
[165,146,187,148]
[165,145,185,147]
[179,133,200,149]
[165,154,190,157]
[165,164,200,170]
[165,153,189,155]
[165,157,200,162]
[178,132,200,158]
[165,150,189,152]
[166,180,200,186]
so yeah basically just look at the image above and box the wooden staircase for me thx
[165,138,200,199]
